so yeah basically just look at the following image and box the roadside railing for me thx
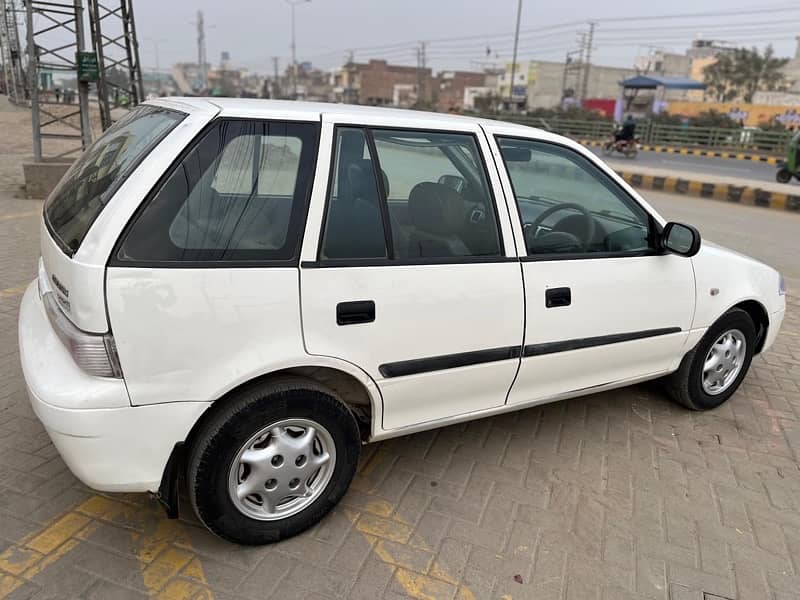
[480,114,793,155]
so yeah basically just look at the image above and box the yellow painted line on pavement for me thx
[77,495,214,599]
[0,494,214,599]
[0,210,39,223]
[0,285,27,298]
[0,506,94,597]
[348,478,476,600]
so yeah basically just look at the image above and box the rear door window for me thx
[45,105,185,255]
[115,119,319,264]
[319,127,502,262]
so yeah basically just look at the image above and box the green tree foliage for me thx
[704,46,789,103]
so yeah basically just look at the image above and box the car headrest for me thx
[346,159,389,202]
[408,182,464,236]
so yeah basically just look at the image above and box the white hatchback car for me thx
[19,99,785,544]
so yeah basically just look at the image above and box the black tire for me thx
[776,168,792,184]
[624,144,638,158]
[602,142,615,157]
[664,308,756,410]
[186,378,360,545]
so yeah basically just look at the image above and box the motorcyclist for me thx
[615,115,636,144]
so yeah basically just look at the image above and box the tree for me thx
[704,46,789,103]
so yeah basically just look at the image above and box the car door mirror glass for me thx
[662,222,701,257]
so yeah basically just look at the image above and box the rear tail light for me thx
[38,267,123,379]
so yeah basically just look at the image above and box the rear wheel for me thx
[664,308,756,410]
[187,378,360,545]
[623,143,638,158]
[776,168,792,184]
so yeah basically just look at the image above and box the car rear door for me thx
[300,112,524,432]
[485,126,696,406]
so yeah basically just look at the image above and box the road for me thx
[644,189,800,286]
[589,146,786,185]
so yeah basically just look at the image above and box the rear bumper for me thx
[18,281,209,492]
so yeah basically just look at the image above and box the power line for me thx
[302,3,798,62]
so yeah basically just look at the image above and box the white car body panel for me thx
[300,113,524,431]
[509,256,695,405]
[17,98,786,493]
[40,99,219,334]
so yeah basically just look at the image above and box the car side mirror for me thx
[662,222,701,257]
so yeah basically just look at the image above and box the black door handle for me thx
[545,287,571,308]
[336,300,375,325]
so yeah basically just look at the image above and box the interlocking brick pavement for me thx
[1,97,799,599]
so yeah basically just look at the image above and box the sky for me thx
[123,1,800,74]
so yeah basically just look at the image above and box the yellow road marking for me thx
[0,285,27,298]
[349,469,476,600]
[0,210,39,222]
[78,495,214,598]
[0,502,95,597]
[0,494,215,599]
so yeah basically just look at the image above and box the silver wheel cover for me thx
[702,328,747,396]
[227,418,336,521]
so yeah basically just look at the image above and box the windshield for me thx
[44,105,185,255]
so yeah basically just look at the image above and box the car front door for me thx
[300,115,524,432]
[486,129,696,406]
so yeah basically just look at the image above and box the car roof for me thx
[145,96,544,137]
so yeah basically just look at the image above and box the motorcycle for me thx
[602,137,639,159]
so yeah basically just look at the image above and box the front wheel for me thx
[187,378,361,545]
[602,141,615,157]
[776,168,792,184]
[664,308,756,410]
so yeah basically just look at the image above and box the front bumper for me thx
[18,281,209,492]
[762,308,785,354]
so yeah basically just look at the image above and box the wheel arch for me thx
[730,299,769,354]
[156,359,381,517]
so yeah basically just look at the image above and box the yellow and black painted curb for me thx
[616,171,800,212]
[580,140,780,165]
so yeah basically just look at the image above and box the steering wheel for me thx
[526,202,596,253]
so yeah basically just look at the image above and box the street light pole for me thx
[145,37,165,94]
[285,0,310,100]
[508,0,523,110]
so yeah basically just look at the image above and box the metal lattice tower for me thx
[0,0,26,103]
[25,0,92,160]
[87,0,143,130]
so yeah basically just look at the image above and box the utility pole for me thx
[74,0,91,147]
[580,21,596,103]
[419,41,426,105]
[286,0,311,100]
[271,56,280,98]
[146,37,166,94]
[24,0,39,160]
[196,10,207,91]
[508,0,523,109]
[345,49,353,104]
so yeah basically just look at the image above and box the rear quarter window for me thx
[114,119,319,265]
[44,105,185,255]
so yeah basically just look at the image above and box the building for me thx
[289,66,334,102]
[333,59,435,107]
[634,50,691,78]
[437,70,486,112]
[495,60,636,111]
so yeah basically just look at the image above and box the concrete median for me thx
[606,161,800,212]
[581,140,780,164]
